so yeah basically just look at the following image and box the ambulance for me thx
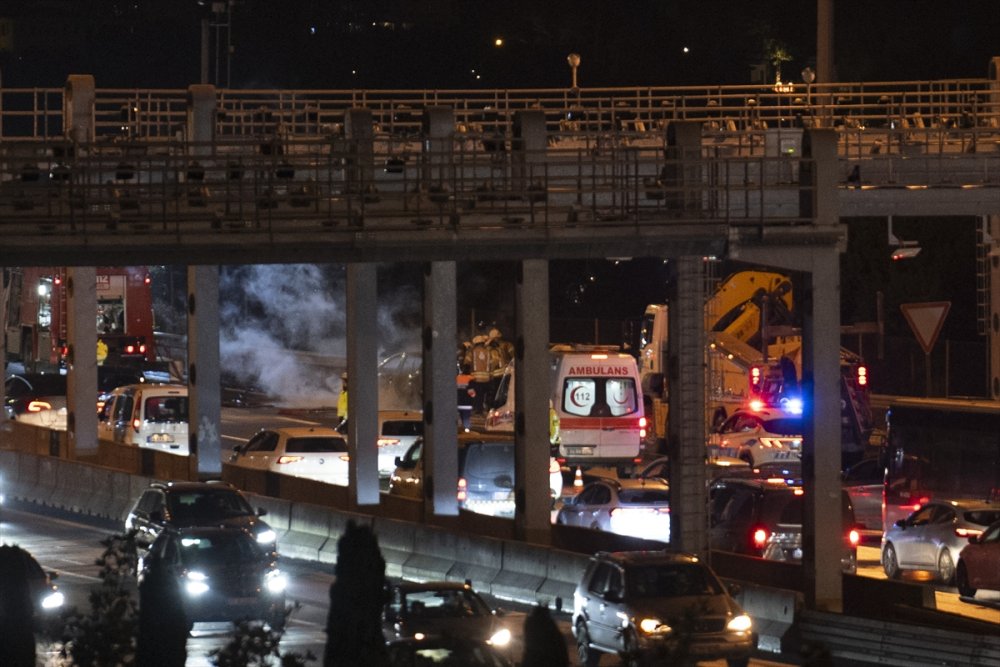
[485,345,645,468]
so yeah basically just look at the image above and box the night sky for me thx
[0,1,997,89]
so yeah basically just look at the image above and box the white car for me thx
[98,383,190,454]
[555,477,671,542]
[338,410,424,478]
[230,426,350,486]
[710,404,802,467]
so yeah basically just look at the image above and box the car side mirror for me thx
[47,570,59,581]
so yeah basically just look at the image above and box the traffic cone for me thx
[574,466,583,488]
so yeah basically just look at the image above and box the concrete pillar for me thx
[988,215,1000,399]
[512,110,546,194]
[344,109,375,194]
[422,107,455,185]
[662,121,703,212]
[514,259,551,545]
[422,261,459,517]
[64,75,96,144]
[66,267,98,459]
[186,84,216,153]
[0,267,6,413]
[187,265,221,478]
[800,129,839,225]
[666,256,707,557]
[347,263,380,507]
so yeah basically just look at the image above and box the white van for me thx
[486,345,645,467]
[98,383,190,455]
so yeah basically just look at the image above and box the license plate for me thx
[566,446,594,456]
[148,433,175,443]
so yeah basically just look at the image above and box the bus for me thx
[881,397,1000,531]
[4,266,156,371]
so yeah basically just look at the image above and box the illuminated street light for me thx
[567,53,581,93]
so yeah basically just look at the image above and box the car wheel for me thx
[937,549,956,585]
[956,562,977,598]
[576,621,600,667]
[882,542,900,579]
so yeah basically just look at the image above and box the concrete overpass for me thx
[1,72,999,616]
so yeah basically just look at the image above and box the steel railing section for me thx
[0,135,816,245]
[1,78,998,147]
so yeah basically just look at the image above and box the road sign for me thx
[900,301,950,355]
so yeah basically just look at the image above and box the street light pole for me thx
[567,53,581,94]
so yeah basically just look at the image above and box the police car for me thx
[710,399,803,468]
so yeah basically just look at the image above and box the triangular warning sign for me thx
[900,302,950,355]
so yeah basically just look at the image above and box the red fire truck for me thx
[3,266,155,371]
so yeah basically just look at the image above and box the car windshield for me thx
[286,436,348,453]
[964,509,1000,526]
[626,563,722,598]
[166,490,254,520]
[177,531,261,567]
[761,418,802,436]
[382,420,423,437]
[760,491,803,525]
[144,395,188,423]
[403,588,491,618]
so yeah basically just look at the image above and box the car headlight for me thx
[185,570,210,596]
[42,590,64,610]
[727,614,752,632]
[256,529,277,545]
[488,627,512,647]
[638,617,671,635]
[265,569,287,594]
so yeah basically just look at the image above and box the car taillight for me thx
[856,365,868,387]
[638,416,647,439]
[276,455,304,464]
[749,399,765,412]
[752,527,769,550]
[457,477,467,502]
[377,438,400,447]
[848,528,861,547]
[750,366,762,389]
[27,400,52,413]
[132,418,141,432]
[125,344,136,354]
[955,527,983,538]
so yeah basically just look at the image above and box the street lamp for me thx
[567,53,581,94]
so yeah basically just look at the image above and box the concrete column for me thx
[512,110,546,193]
[988,215,1000,399]
[514,259,551,545]
[0,267,6,412]
[344,109,375,194]
[64,75,96,144]
[662,121,703,212]
[186,84,216,153]
[422,107,455,185]
[66,267,98,459]
[800,251,844,611]
[347,263,380,507]
[187,265,221,478]
[422,261,459,517]
[666,256,707,557]
[800,129,839,226]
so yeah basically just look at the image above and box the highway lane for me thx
[3,506,796,667]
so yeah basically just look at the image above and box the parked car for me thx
[137,525,287,627]
[386,635,513,667]
[229,426,350,485]
[556,478,671,543]
[124,481,276,552]
[383,581,518,659]
[710,405,802,467]
[709,476,860,573]
[881,498,1000,584]
[388,432,562,510]
[841,457,885,534]
[4,372,67,429]
[572,550,755,667]
[957,518,1000,598]
[337,409,424,478]
[98,383,190,454]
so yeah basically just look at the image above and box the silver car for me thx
[881,498,1000,584]
[556,478,671,543]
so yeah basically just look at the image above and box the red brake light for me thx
[748,399,765,412]
[848,528,861,547]
[132,418,141,432]
[276,455,304,464]
[143,275,151,285]
[750,366,762,387]
[457,477,467,502]
[752,527,769,549]
[125,344,136,354]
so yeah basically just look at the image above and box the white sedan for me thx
[230,426,350,485]
[555,477,671,542]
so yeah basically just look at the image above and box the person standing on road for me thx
[337,372,348,422]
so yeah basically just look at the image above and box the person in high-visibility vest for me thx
[337,372,348,421]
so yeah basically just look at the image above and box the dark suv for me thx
[125,481,276,553]
[708,476,859,572]
[572,550,755,667]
